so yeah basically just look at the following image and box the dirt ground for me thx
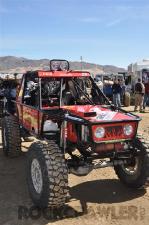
[0,106,149,225]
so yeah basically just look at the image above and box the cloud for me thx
[106,18,125,27]
[104,4,149,27]
[79,17,101,23]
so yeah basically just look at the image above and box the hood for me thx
[61,105,137,123]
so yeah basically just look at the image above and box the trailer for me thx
[128,59,149,90]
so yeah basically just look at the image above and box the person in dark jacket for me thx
[112,79,122,107]
[143,80,149,112]
[4,82,17,114]
[134,78,145,112]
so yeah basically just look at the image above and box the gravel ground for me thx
[0,106,149,225]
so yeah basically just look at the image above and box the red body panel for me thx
[67,122,78,142]
[22,106,39,133]
[61,105,135,122]
[61,105,138,143]
[38,71,90,78]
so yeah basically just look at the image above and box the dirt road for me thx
[0,107,149,225]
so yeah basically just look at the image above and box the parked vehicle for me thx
[0,77,19,117]
[1,60,149,208]
[95,74,113,99]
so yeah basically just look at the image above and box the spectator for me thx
[4,85,11,113]
[120,79,126,105]
[143,81,149,112]
[112,79,122,107]
[4,82,18,115]
[134,78,145,112]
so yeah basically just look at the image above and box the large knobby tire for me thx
[27,141,68,208]
[2,116,21,157]
[114,135,149,189]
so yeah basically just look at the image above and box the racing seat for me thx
[62,91,74,105]
[68,80,78,100]
[41,82,60,107]
[62,80,80,105]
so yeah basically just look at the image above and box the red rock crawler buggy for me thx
[1,60,149,208]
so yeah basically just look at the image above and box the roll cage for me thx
[19,71,111,110]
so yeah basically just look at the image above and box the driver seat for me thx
[68,80,78,100]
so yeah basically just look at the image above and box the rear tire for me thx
[2,116,21,157]
[114,135,149,188]
[27,141,68,208]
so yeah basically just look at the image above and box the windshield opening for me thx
[61,77,110,106]
[40,77,110,109]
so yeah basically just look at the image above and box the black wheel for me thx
[27,141,68,208]
[2,116,21,157]
[114,135,149,188]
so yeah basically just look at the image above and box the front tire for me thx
[114,135,149,188]
[27,141,68,208]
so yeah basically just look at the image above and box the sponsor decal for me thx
[96,111,117,121]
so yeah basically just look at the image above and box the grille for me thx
[105,125,123,139]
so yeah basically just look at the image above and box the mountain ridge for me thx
[0,56,126,74]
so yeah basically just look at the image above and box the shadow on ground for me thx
[70,179,145,204]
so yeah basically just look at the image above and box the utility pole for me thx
[80,56,83,71]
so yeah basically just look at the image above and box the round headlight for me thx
[51,61,60,71]
[95,127,105,138]
[60,61,68,71]
[123,124,133,136]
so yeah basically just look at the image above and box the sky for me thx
[0,0,149,68]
